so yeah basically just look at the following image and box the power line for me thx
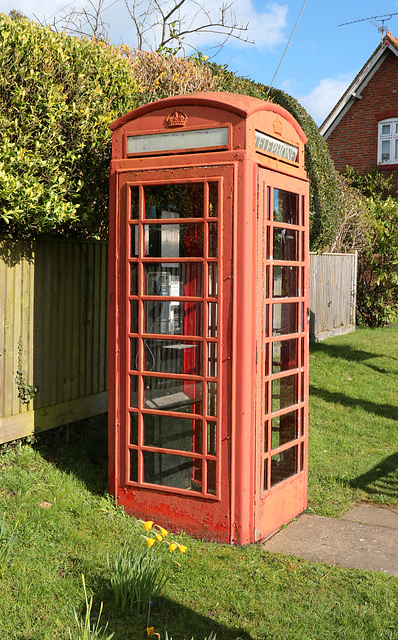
[267,0,309,98]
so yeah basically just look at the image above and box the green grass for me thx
[308,325,398,516]
[0,326,397,639]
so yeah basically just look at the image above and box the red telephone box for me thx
[108,92,309,544]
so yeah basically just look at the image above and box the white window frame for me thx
[378,118,398,165]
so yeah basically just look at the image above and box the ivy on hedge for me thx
[0,15,341,250]
[0,14,138,237]
[209,64,341,251]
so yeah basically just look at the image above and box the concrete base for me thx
[262,503,398,577]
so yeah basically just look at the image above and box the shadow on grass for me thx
[309,385,398,422]
[349,452,398,501]
[311,340,398,375]
[98,591,255,640]
[33,414,109,495]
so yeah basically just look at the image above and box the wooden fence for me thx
[309,251,357,341]
[0,239,357,444]
[0,237,108,445]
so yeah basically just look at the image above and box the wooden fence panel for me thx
[0,238,108,444]
[309,251,357,341]
[0,239,357,444]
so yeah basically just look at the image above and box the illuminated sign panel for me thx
[127,127,229,154]
[255,130,298,163]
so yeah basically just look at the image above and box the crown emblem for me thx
[273,117,283,136]
[165,110,188,127]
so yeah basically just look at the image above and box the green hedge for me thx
[210,65,340,251]
[0,16,340,249]
[0,14,138,237]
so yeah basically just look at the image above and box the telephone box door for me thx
[255,167,309,540]
[112,164,233,540]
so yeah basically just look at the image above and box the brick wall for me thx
[326,49,398,188]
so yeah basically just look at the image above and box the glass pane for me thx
[207,421,217,455]
[272,375,298,412]
[144,301,203,336]
[130,300,138,333]
[207,381,217,417]
[144,414,202,453]
[144,223,204,257]
[273,228,298,261]
[273,266,299,297]
[130,225,139,258]
[143,451,202,491]
[208,263,218,297]
[208,342,218,377]
[130,448,138,482]
[207,460,216,495]
[273,189,299,225]
[264,421,269,452]
[382,140,390,161]
[381,124,391,135]
[208,303,218,337]
[130,263,138,295]
[271,411,298,449]
[142,339,202,375]
[130,413,138,445]
[208,222,218,257]
[144,264,203,297]
[130,375,138,408]
[130,187,139,220]
[144,183,204,219]
[130,338,139,370]
[208,182,218,217]
[272,339,298,373]
[264,380,269,414]
[271,446,298,486]
[272,302,298,336]
[144,377,203,414]
[395,139,398,160]
[263,458,269,491]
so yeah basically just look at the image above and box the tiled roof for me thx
[320,32,398,137]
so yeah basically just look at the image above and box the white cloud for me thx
[298,74,354,125]
[4,0,288,52]
[234,1,288,49]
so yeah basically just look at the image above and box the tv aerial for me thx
[338,13,398,41]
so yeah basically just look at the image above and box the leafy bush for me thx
[0,13,138,238]
[209,63,341,251]
[123,48,215,104]
[356,196,398,327]
[343,168,398,326]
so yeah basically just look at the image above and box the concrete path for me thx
[262,503,398,577]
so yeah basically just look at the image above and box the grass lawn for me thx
[0,326,397,639]
[308,325,398,516]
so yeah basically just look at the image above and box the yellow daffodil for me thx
[169,543,177,552]
[143,520,153,531]
[157,526,168,538]
[177,543,187,554]
[154,533,163,542]
[147,627,155,636]
[142,536,155,547]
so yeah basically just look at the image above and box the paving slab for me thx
[262,505,398,577]
[341,504,398,530]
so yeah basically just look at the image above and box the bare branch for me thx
[40,0,253,55]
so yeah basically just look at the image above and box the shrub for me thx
[209,63,341,252]
[0,14,138,238]
[123,48,215,104]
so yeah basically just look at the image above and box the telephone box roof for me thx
[109,91,307,142]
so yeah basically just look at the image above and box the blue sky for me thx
[3,0,398,124]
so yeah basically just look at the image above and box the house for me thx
[320,31,398,188]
